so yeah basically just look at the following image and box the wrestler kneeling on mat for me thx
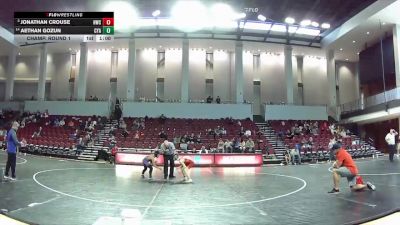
[141,151,162,179]
[174,154,194,183]
[328,143,376,193]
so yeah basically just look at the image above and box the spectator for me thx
[159,114,167,123]
[216,96,221,104]
[195,133,202,143]
[220,127,227,135]
[122,128,129,140]
[159,129,167,140]
[290,144,302,165]
[188,133,195,144]
[31,127,43,138]
[217,139,224,153]
[180,135,187,143]
[224,139,232,153]
[232,138,241,153]
[200,146,207,153]
[133,131,140,140]
[206,96,213,103]
[245,138,255,153]
[286,129,293,139]
[284,149,291,165]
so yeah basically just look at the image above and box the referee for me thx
[161,140,175,179]
[4,121,21,181]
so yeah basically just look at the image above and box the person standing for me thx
[4,122,21,181]
[161,140,175,179]
[385,129,398,162]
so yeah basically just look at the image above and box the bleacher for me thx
[113,117,267,152]
[269,120,379,161]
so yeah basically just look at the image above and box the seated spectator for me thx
[220,127,227,135]
[224,139,232,153]
[240,139,246,152]
[232,138,241,153]
[311,126,319,136]
[173,135,181,144]
[239,127,244,137]
[195,133,202,143]
[180,135,187,143]
[217,139,224,153]
[158,129,167,140]
[59,118,65,127]
[188,133,195,143]
[216,96,221,104]
[200,146,207,154]
[308,136,313,145]
[134,131,140,140]
[32,126,43,138]
[245,138,255,153]
[122,128,129,140]
[285,129,293,139]
[206,96,213,103]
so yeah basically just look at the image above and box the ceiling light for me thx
[382,22,386,25]
[366,31,370,35]
[311,21,319,27]
[296,27,320,36]
[258,49,260,52]
[285,17,295,24]
[171,1,208,32]
[237,13,246,19]
[345,59,349,61]
[357,52,360,55]
[69,48,71,51]
[18,52,21,55]
[340,48,343,51]
[243,22,271,31]
[270,24,287,32]
[300,20,311,26]
[352,40,356,43]
[321,23,330,29]
[152,10,161,17]
[102,1,138,32]
[210,3,239,28]
[209,46,212,49]
[257,14,267,22]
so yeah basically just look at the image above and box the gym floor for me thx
[1,151,399,225]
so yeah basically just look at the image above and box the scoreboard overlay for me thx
[14,12,114,43]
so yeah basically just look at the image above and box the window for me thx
[206,52,214,73]
[253,54,260,71]
[157,51,165,75]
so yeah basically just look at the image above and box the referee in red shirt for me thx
[328,143,376,193]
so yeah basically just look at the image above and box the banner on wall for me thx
[115,152,263,167]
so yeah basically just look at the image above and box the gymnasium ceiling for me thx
[0,0,377,36]
[0,0,387,61]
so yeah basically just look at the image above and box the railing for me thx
[341,87,400,114]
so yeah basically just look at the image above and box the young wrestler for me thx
[174,154,194,183]
[328,143,376,193]
[141,151,161,179]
